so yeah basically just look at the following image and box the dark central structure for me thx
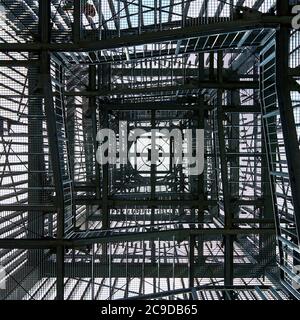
[0,0,299,300]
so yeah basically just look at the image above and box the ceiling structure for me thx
[0,0,299,300]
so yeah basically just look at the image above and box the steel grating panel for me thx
[0,0,298,301]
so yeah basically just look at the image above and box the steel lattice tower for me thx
[0,0,299,300]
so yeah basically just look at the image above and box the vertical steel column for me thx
[228,90,239,212]
[28,56,45,247]
[257,49,276,274]
[197,54,205,277]
[192,98,205,288]
[89,65,101,199]
[66,88,75,189]
[216,52,233,289]
[189,235,195,291]
[150,109,156,293]
[102,107,109,230]
[73,0,81,42]
[259,36,285,281]
[227,88,240,294]
[99,64,110,231]
[39,0,64,300]
[276,2,300,242]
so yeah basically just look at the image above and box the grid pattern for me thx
[0,0,299,301]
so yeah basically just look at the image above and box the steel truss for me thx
[0,0,299,300]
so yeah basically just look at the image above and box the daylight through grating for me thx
[0,0,299,301]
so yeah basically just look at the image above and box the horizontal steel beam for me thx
[0,227,275,248]
[77,17,231,38]
[64,81,258,97]
[87,215,273,224]
[69,48,246,65]
[111,69,256,78]
[43,263,274,278]
[0,17,289,52]
[75,197,264,207]
[87,214,202,222]
[0,205,55,212]
[75,198,212,207]
[0,60,39,66]
[124,285,273,300]
[102,102,260,112]
[102,102,201,110]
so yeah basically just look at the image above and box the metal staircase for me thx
[259,34,300,298]
[49,59,74,235]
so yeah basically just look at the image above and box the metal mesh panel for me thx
[0,248,57,300]
[0,0,38,43]
[0,0,297,301]
[0,62,54,240]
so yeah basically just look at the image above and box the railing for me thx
[50,59,74,234]
[260,34,300,297]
